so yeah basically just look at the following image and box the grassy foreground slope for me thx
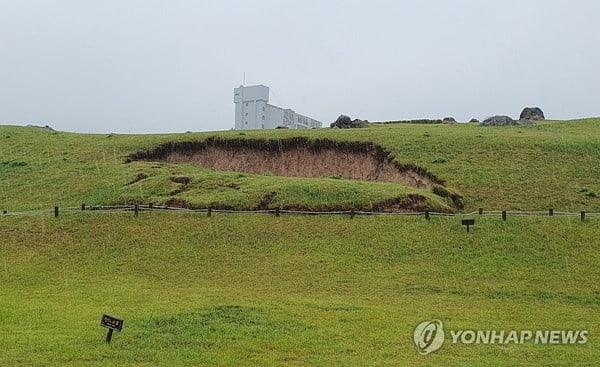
[1,118,599,212]
[0,212,598,366]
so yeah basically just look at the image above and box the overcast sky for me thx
[1,0,599,133]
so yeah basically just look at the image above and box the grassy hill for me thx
[1,118,599,212]
[0,120,599,366]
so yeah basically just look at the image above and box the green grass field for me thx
[1,212,598,366]
[1,119,599,212]
[1,120,599,366]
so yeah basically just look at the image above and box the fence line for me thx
[0,205,598,220]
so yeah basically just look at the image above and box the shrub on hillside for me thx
[1,160,27,167]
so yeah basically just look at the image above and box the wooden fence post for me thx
[148,202,153,209]
[350,209,355,219]
[549,208,554,216]
[581,211,586,222]
[502,211,507,221]
[425,211,430,221]
[275,207,280,217]
[54,206,59,218]
[478,208,483,215]
[207,207,212,217]
[134,204,139,217]
[81,203,86,211]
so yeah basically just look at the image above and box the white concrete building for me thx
[234,85,322,130]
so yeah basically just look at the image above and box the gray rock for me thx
[520,107,545,121]
[469,118,480,123]
[480,115,521,127]
[442,117,457,123]
[330,115,367,128]
[332,115,351,127]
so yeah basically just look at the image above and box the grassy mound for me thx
[1,118,599,212]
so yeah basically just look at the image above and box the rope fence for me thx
[1,205,598,221]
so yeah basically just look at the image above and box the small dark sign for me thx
[101,314,123,331]
[461,219,475,232]
[101,314,123,343]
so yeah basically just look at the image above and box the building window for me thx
[245,103,248,107]
[245,113,248,116]
[245,121,248,125]
[262,107,265,111]
[262,115,265,120]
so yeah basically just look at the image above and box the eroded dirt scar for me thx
[126,136,444,189]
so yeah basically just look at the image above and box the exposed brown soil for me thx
[127,172,148,185]
[162,194,429,213]
[168,176,191,195]
[127,137,444,190]
[371,194,429,212]
[255,191,277,210]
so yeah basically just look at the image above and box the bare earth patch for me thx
[127,137,443,190]
[126,137,463,211]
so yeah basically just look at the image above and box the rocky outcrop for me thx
[520,107,545,121]
[330,115,367,128]
[480,115,521,127]
[442,117,457,123]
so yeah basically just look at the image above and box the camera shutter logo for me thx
[414,319,445,355]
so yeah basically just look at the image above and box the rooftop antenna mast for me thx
[243,72,246,86]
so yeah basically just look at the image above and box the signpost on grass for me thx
[100,314,123,343]
[461,219,475,233]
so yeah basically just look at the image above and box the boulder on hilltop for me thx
[330,115,367,128]
[520,107,545,121]
[442,117,457,124]
[480,115,522,127]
